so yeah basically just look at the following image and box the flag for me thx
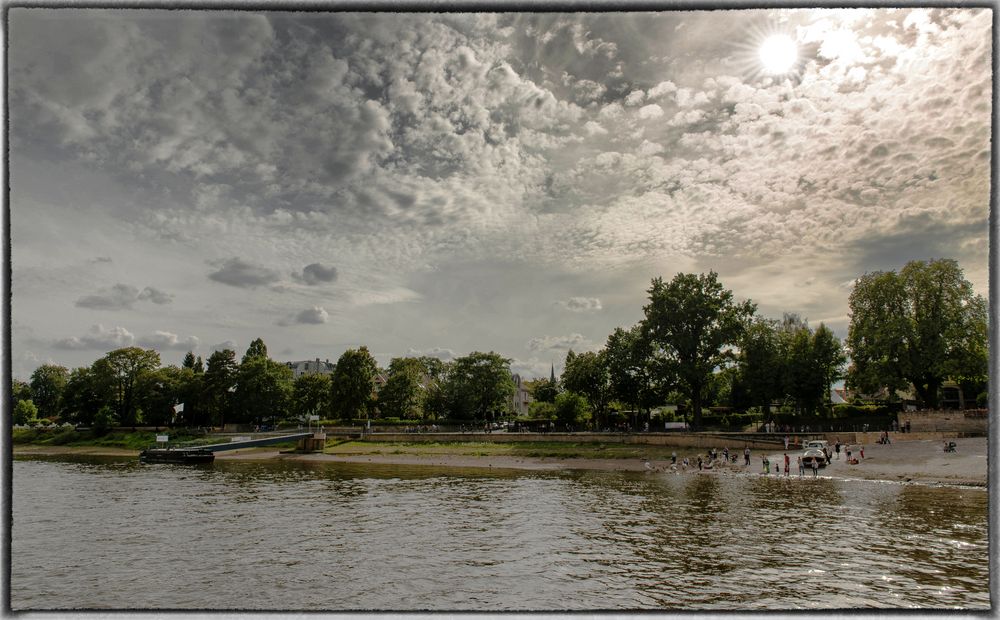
[173,403,185,413]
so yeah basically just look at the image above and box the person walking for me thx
[797,455,804,477]
[784,435,789,450]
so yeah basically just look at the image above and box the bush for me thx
[93,406,115,436]
[976,392,988,408]
[13,400,39,426]
[832,404,895,418]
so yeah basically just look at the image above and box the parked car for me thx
[802,441,829,468]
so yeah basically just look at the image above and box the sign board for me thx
[156,435,169,443]
[232,436,250,442]
[308,415,320,421]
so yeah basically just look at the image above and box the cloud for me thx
[637,104,664,119]
[208,257,281,288]
[210,340,238,353]
[137,287,174,304]
[405,347,456,361]
[75,283,172,310]
[54,324,135,350]
[293,263,338,286]
[555,297,603,312]
[137,331,200,350]
[526,333,597,353]
[294,306,329,324]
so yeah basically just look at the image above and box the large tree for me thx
[61,367,112,426]
[561,350,612,429]
[378,357,427,420]
[29,364,69,420]
[292,373,332,421]
[203,349,238,428]
[235,356,293,426]
[329,347,379,421]
[641,272,755,430]
[847,258,987,408]
[738,317,784,418]
[93,347,161,426]
[604,324,660,424]
[442,352,515,421]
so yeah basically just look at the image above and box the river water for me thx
[11,455,990,610]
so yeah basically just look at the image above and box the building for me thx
[285,358,335,379]
[510,373,533,416]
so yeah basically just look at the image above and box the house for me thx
[510,373,533,416]
[285,358,335,379]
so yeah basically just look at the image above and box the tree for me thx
[811,323,847,410]
[234,356,293,427]
[135,366,188,427]
[93,348,161,427]
[11,379,32,407]
[641,272,755,430]
[29,364,69,420]
[738,317,783,418]
[847,258,987,408]
[442,352,515,421]
[524,377,558,404]
[182,351,197,369]
[561,350,612,429]
[329,347,379,421]
[242,338,268,364]
[604,325,660,425]
[203,349,238,428]
[13,399,38,426]
[378,357,427,420]
[553,391,591,428]
[292,373,332,421]
[61,367,112,427]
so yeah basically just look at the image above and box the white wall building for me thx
[285,358,335,378]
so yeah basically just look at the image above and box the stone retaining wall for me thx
[365,432,783,450]
[898,410,988,434]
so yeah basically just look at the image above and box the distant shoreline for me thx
[15,435,987,488]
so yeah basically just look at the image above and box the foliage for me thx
[847,258,988,408]
[378,357,428,420]
[93,348,161,426]
[738,317,783,415]
[29,364,69,420]
[561,350,612,429]
[329,347,379,420]
[234,355,293,425]
[604,324,660,420]
[642,271,755,430]
[242,338,269,363]
[11,379,32,406]
[527,400,557,420]
[553,391,591,427]
[13,399,39,426]
[203,349,238,427]
[93,405,115,435]
[524,377,558,404]
[976,392,988,408]
[442,351,515,420]
[292,373,332,420]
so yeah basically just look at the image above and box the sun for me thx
[759,34,798,75]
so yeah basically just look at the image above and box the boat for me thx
[139,447,215,464]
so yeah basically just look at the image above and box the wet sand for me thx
[15,436,988,487]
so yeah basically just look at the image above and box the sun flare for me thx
[759,34,798,75]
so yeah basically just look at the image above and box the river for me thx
[11,455,990,610]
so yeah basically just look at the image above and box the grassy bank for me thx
[12,428,209,451]
[326,440,700,460]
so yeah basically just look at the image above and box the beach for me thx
[15,436,987,487]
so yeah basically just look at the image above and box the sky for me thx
[6,8,992,380]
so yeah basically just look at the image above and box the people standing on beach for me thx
[698,456,703,471]
[783,453,790,476]
[835,440,841,459]
[671,451,677,465]
[859,445,864,459]
[797,456,804,477]
[762,456,769,474]
[744,446,751,466]
[682,457,689,470]
[811,459,818,477]
[846,445,852,462]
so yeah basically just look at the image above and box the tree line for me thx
[12,258,988,432]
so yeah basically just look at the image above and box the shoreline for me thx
[14,436,987,488]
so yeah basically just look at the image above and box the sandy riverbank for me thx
[15,436,987,487]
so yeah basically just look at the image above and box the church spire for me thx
[550,363,555,384]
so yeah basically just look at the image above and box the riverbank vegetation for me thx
[326,440,690,461]
[11,259,987,434]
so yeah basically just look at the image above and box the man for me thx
[811,459,819,477]
[744,446,751,466]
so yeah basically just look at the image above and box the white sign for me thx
[308,415,320,421]
[232,436,250,442]
[156,435,169,443]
